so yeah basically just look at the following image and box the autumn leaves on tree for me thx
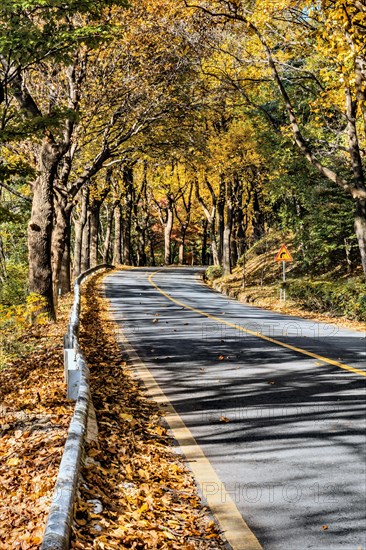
[1,0,366,319]
[186,0,366,275]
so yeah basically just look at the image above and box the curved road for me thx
[105,267,366,550]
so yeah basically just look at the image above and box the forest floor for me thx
[0,294,74,549]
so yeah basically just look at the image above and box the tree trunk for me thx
[223,220,232,275]
[201,219,208,265]
[0,234,6,284]
[346,88,366,280]
[148,231,156,266]
[344,238,352,274]
[103,206,113,264]
[178,225,187,265]
[89,204,100,268]
[52,196,72,301]
[89,171,111,267]
[28,140,59,320]
[195,177,219,266]
[73,186,89,278]
[164,199,174,265]
[210,223,220,266]
[122,165,134,265]
[113,203,122,265]
[230,228,238,268]
[253,189,264,242]
[178,243,184,265]
[141,167,155,266]
[135,224,147,266]
[236,222,246,259]
[81,212,90,273]
[355,200,366,279]
[223,179,233,276]
[234,175,246,260]
[59,230,71,294]
[242,245,247,289]
[217,177,225,265]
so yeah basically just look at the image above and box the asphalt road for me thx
[105,267,366,550]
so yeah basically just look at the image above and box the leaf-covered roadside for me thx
[72,273,227,549]
[0,294,75,549]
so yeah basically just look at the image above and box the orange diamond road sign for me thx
[275,244,293,262]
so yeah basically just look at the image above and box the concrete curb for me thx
[41,264,113,550]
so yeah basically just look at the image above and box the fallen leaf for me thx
[137,502,150,515]
[75,518,88,526]
[7,457,20,466]
[119,413,134,422]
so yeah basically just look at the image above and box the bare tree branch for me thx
[0,181,32,203]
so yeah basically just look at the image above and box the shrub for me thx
[205,265,224,281]
[288,278,366,321]
[0,262,28,306]
[0,293,47,368]
[357,294,366,319]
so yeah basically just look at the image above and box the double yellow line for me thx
[148,270,366,378]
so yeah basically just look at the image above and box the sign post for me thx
[275,244,293,303]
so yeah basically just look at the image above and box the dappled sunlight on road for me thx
[105,268,366,550]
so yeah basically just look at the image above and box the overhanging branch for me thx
[0,181,32,203]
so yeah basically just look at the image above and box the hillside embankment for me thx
[205,233,366,330]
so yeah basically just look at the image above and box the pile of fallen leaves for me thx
[0,294,74,549]
[72,273,226,549]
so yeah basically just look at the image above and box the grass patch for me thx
[288,278,366,321]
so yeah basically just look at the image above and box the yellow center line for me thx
[148,270,366,379]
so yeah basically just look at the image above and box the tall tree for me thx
[185,0,366,279]
[0,0,128,317]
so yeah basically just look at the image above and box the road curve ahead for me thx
[104,267,366,550]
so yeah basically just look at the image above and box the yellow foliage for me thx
[0,294,48,366]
